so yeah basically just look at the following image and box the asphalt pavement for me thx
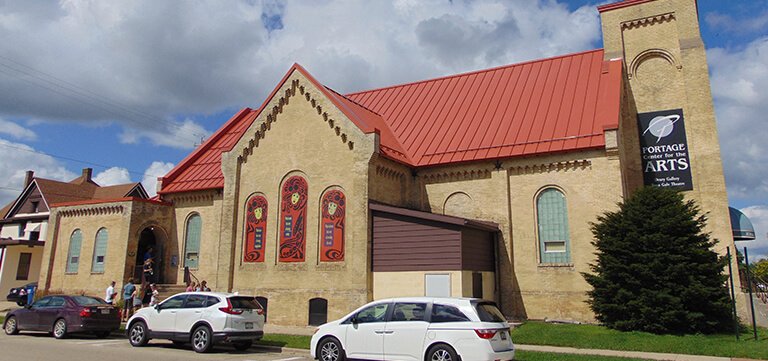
[0,331,313,361]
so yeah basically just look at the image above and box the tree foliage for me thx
[583,186,734,334]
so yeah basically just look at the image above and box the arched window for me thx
[308,298,328,326]
[320,189,345,262]
[536,188,571,264]
[279,176,308,262]
[244,195,268,263]
[184,213,202,269]
[66,229,83,273]
[91,228,108,273]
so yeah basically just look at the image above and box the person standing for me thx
[131,286,142,312]
[142,258,154,284]
[197,280,211,292]
[122,279,136,322]
[185,281,196,292]
[105,281,116,305]
[149,284,160,307]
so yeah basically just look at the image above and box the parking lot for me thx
[0,331,313,361]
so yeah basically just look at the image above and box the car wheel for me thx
[94,331,111,338]
[233,340,252,351]
[128,321,149,347]
[191,325,213,353]
[318,337,346,361]
[53,319,67,339]
[427,344,458,361]
[4,316,19,335]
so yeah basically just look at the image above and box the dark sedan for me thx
[6,282,37,305]
[3,295,120,339]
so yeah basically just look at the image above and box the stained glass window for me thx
[184,214,202,268]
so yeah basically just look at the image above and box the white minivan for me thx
[126,292,265,353]
[310,297,515,361]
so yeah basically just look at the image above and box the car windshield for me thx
[73,296,106,306]
[474,302,506,322]
[229,296,262,309]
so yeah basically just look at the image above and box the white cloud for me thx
[705,11,768,35]
[740,205,768,261]
[709,38,768,204]
[0,118,36,140]
[119,118,211,150]
[93,167,131,186]
[0,138,77,207]
[0,0,600,150]
[142,161,175,197]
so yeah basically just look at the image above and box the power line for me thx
[0,55,207,144]
[0,142,165,180]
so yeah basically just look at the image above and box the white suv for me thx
[310,297,515,361]
[126,292,265,353]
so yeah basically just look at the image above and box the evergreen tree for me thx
[583,186,734,334]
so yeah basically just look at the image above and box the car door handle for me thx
[384,330,394,334]
[374,330,385,334]
[194,311,202,314]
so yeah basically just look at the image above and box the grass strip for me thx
[256,333,311,349]
[510,321,768,359]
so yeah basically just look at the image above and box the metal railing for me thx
[183,266,200,287]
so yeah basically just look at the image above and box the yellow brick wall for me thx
[600,0,742,316]
[218,71,376,326]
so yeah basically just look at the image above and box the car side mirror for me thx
[154,304,161,311]
[350,316,358,324]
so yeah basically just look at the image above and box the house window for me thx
[537,188,571,264]
[184,214,202,269]
[16,253,32,280]
[29,231,40,241]
[91,228,108,273]
[66,229,83,273]
[32,201,39,213]
[320,189,345,262]
[18,222,26,238]
[279,176,308,262]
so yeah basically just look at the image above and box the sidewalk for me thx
[0,301,19,316]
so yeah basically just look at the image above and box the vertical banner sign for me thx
[320,190,345,262]
[279,176,307,262]
[637,108,693,190]
[244,195,267,263]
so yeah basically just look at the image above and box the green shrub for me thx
[583,187,734,334]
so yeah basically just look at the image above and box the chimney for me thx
[24,170,34,187]
[82,168,93,182]
[156,177,163,194]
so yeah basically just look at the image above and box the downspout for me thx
[493,231,502,306]
[44,212,61,292]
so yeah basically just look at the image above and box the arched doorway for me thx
[135,226,173,284]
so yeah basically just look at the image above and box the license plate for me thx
[101,309,110,315]
[500,331,507,340]
[244,322,253,330]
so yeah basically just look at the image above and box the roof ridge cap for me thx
[346,48,605,97]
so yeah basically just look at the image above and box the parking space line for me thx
[72,339,125,345]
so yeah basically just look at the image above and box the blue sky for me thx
[0,0,766,258]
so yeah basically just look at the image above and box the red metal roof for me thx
[158,108,257,194]
[159,49,623,194]
[346,49,622,167]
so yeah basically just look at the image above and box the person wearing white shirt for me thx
[105,281,116,304]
